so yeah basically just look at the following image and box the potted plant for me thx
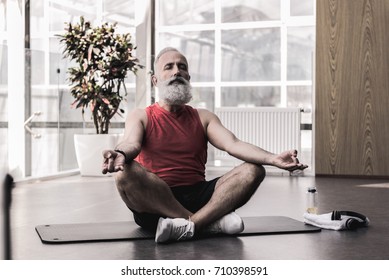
[58,16,143,175]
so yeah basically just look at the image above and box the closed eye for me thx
[178,63,188,71]
[163,63,173,70]
[163,62,188,71]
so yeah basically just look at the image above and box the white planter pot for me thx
[74,134,123,176]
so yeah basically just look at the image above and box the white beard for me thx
[158,76,192,105]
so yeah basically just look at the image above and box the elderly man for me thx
[102,47,307,243]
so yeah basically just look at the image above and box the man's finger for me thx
[107,157,115,171]
[114,165,124,172]
[103,150,112,158]
[290,149,298,156]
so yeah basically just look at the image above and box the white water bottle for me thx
[306,187,318,214]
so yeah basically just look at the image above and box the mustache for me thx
[166,76,189,86]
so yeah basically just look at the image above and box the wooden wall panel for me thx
[315,0,389,176]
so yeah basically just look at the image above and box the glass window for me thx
[290,0,314,16]
[0,129,8,171]
[103,0,136,29]
[49,0,98,32]
[159,31,215,82]
[159,0,215,25]
[189,87,215,112]
[287,26,315,81]
[59,127,80,171]
[30,49,45,85]
[221,86,281,107]
[110,88,136,123]
[3,0,140,178]
[50,39,70,85]
[30,0,44,42]
[0,0,6,174]
[59,88,86,123]
[4,0,316,178]
[0,0,6,32]
[0,45,7,123]
[221,0,280,22]
[31,88,58,122]
[124,71,136,84]
[222,28,280,81]
[0,44,7,87]
[0,91,7,122]
[31,128,59,176]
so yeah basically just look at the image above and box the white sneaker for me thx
[155,217,195,243]
[204,212,244,235]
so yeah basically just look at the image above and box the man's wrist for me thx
[114,149,130,164]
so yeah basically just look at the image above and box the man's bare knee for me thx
[114,161,149,211]
[241,162,266,185]
[115,161,143,189]
[115,170,126,190]
[114,161,189,217]
[232,163,265,208]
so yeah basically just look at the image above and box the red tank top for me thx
[135,103,207,187]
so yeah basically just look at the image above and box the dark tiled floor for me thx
[9,171,389,260]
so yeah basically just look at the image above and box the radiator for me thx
[214,107,301,166]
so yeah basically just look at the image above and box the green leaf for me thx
[59,16,143,133]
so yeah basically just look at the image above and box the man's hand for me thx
[271,149,308,172]
[102,150,126,174]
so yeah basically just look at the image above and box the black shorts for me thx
[131,177,220,231]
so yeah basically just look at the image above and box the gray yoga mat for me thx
[35,216,320,244]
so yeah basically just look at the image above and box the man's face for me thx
[153,51,192,105]
[154,51,190,83]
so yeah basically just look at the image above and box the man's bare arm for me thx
[102,108,146,174]
[199,109,307,171]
